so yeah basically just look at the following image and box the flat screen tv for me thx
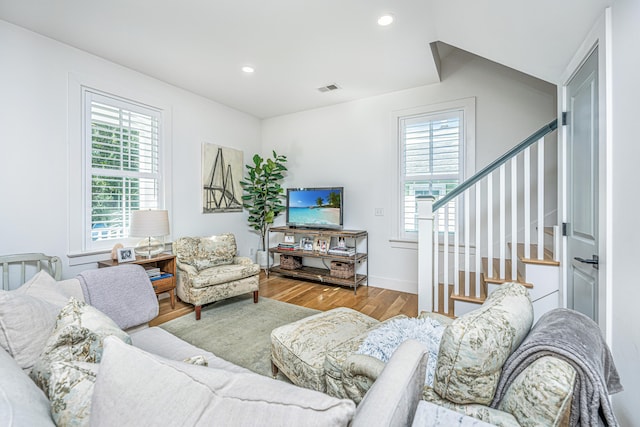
[286,187,344,229]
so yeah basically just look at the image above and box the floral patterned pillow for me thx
[29,298,130,397]
[434,283,533,405]
[48,361,98,427]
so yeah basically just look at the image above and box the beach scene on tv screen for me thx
[289,189,341,226]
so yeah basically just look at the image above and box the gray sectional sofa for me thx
[0,264,428,426]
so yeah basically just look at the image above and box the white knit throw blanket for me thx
[356,317,445,386]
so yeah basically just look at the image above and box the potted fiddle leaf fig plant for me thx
[240,151,287,267]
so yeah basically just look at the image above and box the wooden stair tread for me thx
[512,243,560,266]
[435,271,487,312]
[544,226,554,236]
[442,271,487,303]
[450,293,484,304]
[481,258,532,287]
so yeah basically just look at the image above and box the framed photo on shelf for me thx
[283,235,295,244]
[300,238,314,251]
[314,236,330,253]
[116,247,136,263]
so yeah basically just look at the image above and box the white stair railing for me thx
[417,120,558,315]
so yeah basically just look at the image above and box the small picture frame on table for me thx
[314,236,330,254]
[116,247,136,263]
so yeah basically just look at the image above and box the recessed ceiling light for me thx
[241,66,255,73]
[377,14,394,26]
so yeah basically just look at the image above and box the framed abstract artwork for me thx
[201,143,243,213]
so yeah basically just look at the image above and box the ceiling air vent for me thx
[317,83,340,93]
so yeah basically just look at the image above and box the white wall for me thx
[610,0,640,422]
[262,48,556,293]
[0,21,261,278]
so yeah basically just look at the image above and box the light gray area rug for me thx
[160,295,319,378]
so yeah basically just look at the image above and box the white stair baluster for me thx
[537,137,544,260]
[464,189,470,299]
[500,164,506,279]
[433,210,440,313]
[443,204,450,312]
[454,199,459,297]
[524,147,531,259]
[475,183,481,297]
[487,174,493,279]
[511,158,518,281]
[553,225,560,262]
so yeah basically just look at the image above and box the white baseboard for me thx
[366,275,417,294]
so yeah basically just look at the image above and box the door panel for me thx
[571,266,596,319]
[566,48,599,322]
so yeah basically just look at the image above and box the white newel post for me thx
[417,196,435,313]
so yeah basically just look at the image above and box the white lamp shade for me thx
[129,210,170,237]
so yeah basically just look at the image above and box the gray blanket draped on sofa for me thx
[491,308,622,427]
[77,264,159,330]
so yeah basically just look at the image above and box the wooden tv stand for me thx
[267,226,368,293]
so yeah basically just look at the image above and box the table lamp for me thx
[129,209,170,258]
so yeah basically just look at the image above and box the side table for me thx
[97,253,177,309]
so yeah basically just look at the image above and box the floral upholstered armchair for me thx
[173,234,260,320]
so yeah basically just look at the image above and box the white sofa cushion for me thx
[14,270,71,306]
[130,326,250,374]
[0,271,87,371]
[0,347,55,426]
[91,336,356,426]
[0,291,60,370]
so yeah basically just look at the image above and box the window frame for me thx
[83,88,163,251]
[391,98,476,245]
[67,75,172,263]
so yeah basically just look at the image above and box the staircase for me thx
[417,120,560,323]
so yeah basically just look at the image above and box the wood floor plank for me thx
[153,272,418,325]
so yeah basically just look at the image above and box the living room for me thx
[1,0,639,424]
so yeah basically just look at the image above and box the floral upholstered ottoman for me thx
[270,307,378,393]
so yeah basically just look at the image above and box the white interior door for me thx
[566,48,599,321]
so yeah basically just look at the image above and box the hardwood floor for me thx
[151,272,418,326]
[259,273,418,320]
[149,298,192,326]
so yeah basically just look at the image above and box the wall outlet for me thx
[374,208,384,216]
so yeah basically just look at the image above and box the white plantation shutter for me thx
[84,90,162,249]
[401,110,463,235]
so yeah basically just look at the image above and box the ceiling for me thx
[0,0,610,119]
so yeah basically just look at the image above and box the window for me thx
[83,89,163,250]
[396,99,475,241]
